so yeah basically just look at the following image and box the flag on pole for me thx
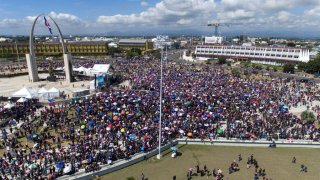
[44,16,53,34]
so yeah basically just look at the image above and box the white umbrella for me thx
[63,165,72,174]
[164,127,169,130]
[179,129,184,134]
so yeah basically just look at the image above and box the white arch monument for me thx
[26,14,73,83]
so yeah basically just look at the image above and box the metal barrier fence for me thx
[58,141,178,180]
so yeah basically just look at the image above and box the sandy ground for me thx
[0,73,91,100]
[290,100,320,116]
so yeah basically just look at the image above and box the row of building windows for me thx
[196,49,300,59]
[199,46,301,53]
[0,44,108,55]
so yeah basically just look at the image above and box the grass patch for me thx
[102,145,320,180]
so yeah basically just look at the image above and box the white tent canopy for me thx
[4,102,15,109]
[38,87,48,94]
[17,97,28,103]
[74,66,87,72]
[90,64,111,76]
[12,87,38,99]
[38,87,49,99]
[47,87,60,98]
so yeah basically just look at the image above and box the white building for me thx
[204,36,224,44]
[195,45,310,64]
[152,35,172,49]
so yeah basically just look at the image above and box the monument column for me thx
[26,54,39,82]
[63,53,73,83]
[26,14,43,82]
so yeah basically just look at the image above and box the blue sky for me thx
[1,0,320,37]
[0,0,157,20]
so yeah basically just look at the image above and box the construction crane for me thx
[207,22,221,36]
[207,22,236,36]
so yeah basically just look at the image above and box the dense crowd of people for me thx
[0,58,129,74]
[0,57,319,179]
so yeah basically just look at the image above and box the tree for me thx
[301,110,316,123]
[287,42,296,47]
[130,48,142,55]
[173,42,180,49]
[231,69,240,76]
[272,66,278,72]
[283,63,295,74]
[218,57,226,64]
[108,47,123,57]
[126,48,142,58]
[266,66,270,71]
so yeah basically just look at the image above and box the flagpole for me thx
[157,47,163,160]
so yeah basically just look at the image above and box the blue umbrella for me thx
[87,155,93,162]
[153,117,159,123]
[283,106,289,109]
[280,108,287,113]
[140,146,145,152]
[88,120,95,126]
[129,134,136,139]
[56,162,64,169]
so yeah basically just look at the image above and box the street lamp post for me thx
[157,47,164,160]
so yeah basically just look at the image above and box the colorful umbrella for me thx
[217,129,224,134]
[129,134,136,139]
[28,163,38,170]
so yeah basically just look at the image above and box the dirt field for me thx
[103,145,320,180]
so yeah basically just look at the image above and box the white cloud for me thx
[176,18,192,25]
[305,6,320,16]
[0,19,19,27]
[141,1,149,7]
[25,16,37,22]
[1,0,320,35]
[48,12,84,26]
[97,0,216,26]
